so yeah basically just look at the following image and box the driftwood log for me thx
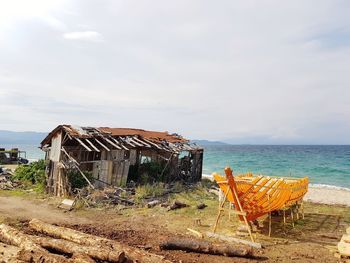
[196,203,207,210]
[31,236,125,263]
[0,241,23,262]
[19,251,95,263]
[147,200,161,208]
[206,232,262,249]
[18,250,82,263]
[187,228,203,238]
[29,219,171,263]
[71,253,96,263]
[160,237,254,258]
[0,224,74,263]
[0,224,44,251]
[168,200,189,211]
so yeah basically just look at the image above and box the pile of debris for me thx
[75,183,188,208]
[76,187,136,207]
[0,218,171,263]
[0,167,20,190]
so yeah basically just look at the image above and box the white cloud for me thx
[42,16,67,31]
[0,0,350,143]
[63,31,102,41]
[0,0,66,29]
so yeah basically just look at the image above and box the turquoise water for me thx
[3,144,349,189]
[1,144,44,161]
[203,145,350,189]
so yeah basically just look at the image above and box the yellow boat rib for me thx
[213,166,309,222]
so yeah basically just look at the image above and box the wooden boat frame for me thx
[212,167,309,241]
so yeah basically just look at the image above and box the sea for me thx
[202,145,350,190]
[1,144,45,162]
[3,144,350,190]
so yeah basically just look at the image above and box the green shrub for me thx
[138,161,169,183]
[67,170,94,190]
[14,160,46,186]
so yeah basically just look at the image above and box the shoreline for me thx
[202,173,350,207]
[305,186,350,206]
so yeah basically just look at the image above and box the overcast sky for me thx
[0,0,349,144]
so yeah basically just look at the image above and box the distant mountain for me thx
[191,139,229,146]
[0,130,47,144]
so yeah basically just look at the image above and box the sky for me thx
[0,0,349,144]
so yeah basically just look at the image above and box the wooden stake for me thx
[213,188,230,233]
[230,184,254,242]
[268,194,271,237]
[301,201,305,219]
[296,204,300,220]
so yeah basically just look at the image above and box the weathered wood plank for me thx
[104,137,122,150]
[75,138,92,152]
[94,138,110,151]
[84,138,100,152]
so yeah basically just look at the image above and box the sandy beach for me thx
[305,186,350,206]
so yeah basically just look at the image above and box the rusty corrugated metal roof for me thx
[40,125,197,153]
[97,127,187,143]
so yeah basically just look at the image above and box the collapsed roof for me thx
[41,125,202,153]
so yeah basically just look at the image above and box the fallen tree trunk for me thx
[18,250,76,263]
[31,236,125,263]
[206,232,262,249]
[19,250,95,263]
[71,253,96,263]
[0,241,23,262]
[0,224,71,263]
[29,219,171,263]
[160,237,254,258]
[0,224,43,251]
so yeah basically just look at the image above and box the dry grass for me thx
[117,185,350,244]
[134,183,166,203]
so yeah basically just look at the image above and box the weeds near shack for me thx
[13,160,47,194]
[172,181,186,192]
[14,160,46,185]
[134,183,166,203]
[201,178,216,188]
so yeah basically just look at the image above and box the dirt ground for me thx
[0,189,349,263]
[0,195,92,224]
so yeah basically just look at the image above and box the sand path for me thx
[0,196,92,224]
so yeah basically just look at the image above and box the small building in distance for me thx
[40,125,203,196]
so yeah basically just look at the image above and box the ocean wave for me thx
[202,174,213,180]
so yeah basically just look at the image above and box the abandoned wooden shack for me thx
[40,125,204,196]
